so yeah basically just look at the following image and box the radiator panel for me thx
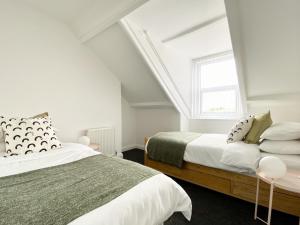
[87,127,115,156]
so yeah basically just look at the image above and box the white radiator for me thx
[87,127,115,156]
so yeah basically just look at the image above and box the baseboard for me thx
[122,144,145,152]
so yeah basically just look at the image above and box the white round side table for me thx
[254,169,300,225]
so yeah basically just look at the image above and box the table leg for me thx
[254,177,260,220]
[267,182,274,225]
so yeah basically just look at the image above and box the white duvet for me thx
[147,134,261,173]
[185,134,260,173]
[0,143,192,225]
[147,133,300,174]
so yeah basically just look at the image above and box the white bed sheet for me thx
[0,143,192,225]
[261,152,300,170]
[184,134,252,173]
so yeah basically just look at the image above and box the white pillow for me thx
[1,117,61,156]
[260,122,300,140]
[221,141,260,171]
[227,115,254,143]
[260,140,300,154]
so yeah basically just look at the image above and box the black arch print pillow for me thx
[227,115,254,143]
[1,117,61,156]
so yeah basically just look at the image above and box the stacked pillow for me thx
[259,122,300,154]
[244,111,272,144]
[0,113,61,157]
[227,111,273,144]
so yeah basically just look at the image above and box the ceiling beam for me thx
[162,14,227,43]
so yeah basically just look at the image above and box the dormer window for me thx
[192,51,242,119]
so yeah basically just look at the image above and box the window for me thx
[192,52,242,119]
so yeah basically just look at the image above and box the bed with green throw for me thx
[0,143,192,225]
[146,132,201,167]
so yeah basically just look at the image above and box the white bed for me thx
[0,143,192,225]
[183,134,300,173]
[261,152,300,170]
[184,134,257,173]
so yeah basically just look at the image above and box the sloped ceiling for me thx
[86,23,170,104]
[127,0,230,59]
[165,18,232,59]
[123,0,233,116]
[21,0,148,41]
[225,0,300,99]
[128,0,226,41]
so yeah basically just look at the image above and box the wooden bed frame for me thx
[144,139,300,217]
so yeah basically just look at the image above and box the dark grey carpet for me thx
[123,149,298,225]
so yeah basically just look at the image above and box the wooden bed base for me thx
[144,153,300,217]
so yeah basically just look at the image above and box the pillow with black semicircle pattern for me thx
[1,117,61,156]
[227,115,254,143]
[0,112,49,144]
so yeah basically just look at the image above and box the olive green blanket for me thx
[0,154,159,225]
[147,132,201,168]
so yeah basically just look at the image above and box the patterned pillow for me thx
[227,115,254,143]
[0,116,21,143]
[0,113,49,144]
[1,117,61,156]
[0,116,25,155]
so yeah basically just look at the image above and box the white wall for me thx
[226,0,300,122]
[135,107,180,146]
[121,100,180,149]
[237,0,300,98]
[121,102,180,149]
[189,119,234,134]
[0,0,122,152]
[122,98,137,150]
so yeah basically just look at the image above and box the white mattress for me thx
[261,152,300,170]
[0,143,192,225]
[184,134,300,173]
[184,134,251,173]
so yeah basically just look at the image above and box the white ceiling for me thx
[21,0,148,40]
[128,0,231,59]
[128,0,226,41]
[166,17,232,59]
[87,23,170,103]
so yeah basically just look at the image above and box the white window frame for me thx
[192,51,242,120]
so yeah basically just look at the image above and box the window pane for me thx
[202,90,237,113]
[200,57,238,89]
